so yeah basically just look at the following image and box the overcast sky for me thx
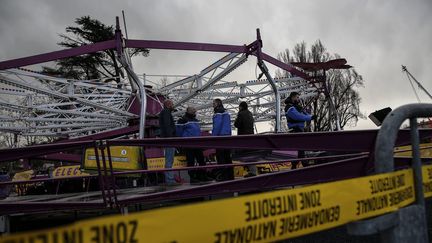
[0,0,431,130]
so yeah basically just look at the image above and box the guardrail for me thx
[348,103,432,243]
[0,108,432,242]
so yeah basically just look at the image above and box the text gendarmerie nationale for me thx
[214,190,340,243]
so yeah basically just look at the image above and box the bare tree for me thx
[277,40,365,131]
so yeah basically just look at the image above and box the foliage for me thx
[43,16,149,82]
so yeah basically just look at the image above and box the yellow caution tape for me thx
[2,164,432,243]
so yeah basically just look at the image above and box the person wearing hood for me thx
[212,98,234,181]
[284,92,315,132]
[176,107,208,183]
[284,92,315,168]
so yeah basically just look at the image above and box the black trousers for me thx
[290,127,305,168]
[215,149,234,181]
[185,149,206,179]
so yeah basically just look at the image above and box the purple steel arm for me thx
[0,155,368,215]
[0,203,104,215]
[0,156,367,215]
[36,153,82,163]
[0,35,309,81]
[0,40,116,70]
[0,154,421,215]
[0,140,93,163]
[125,39,248,53]
[260,52,309,80]
[1,129,431,163]
[35,125,139,162]
[0,152,364,188]
[119,156,423,206]
[125,39,310,80]
[1,152,420,187]
[56,125,139,143]
[119,155,370,205]
[108,129,432,152]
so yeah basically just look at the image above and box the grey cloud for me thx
[0,0,431,130]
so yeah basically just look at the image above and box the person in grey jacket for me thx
[159,99,177,184]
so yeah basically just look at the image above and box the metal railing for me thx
[348,103,432,243]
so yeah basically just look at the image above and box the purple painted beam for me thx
[0,156,370,215]
[291,58,349,71]
[119,157,421,206]
[260,52,309,80]
[0,40,116,70]
[0,36,310,83]
[44,126,139,162]
[36,153,82,163]
[57,125,139,143]
[0,157,421,215]
[0,174,97,186]
[108,129,432,152]
[2,156,368,215]
[125,39,248,53]
[125,40,310,79]
[1,129,431,163]
[119,155,370,205]
[0,202,104,215]
[0,153,364,187]
[0,141,93,163]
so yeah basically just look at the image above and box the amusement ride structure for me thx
[0,17,349,140]
[0,17,431,242]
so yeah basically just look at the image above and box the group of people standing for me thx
[159,91,313,185]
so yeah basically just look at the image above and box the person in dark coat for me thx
[284,92,315,168]
[158,99,177,184]
[176,106,208,183]
[234,101,254,135]
[234,101,257,177]
[212,98,234,181]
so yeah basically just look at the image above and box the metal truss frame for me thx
[0,17,323,140]
[0,68,136,138]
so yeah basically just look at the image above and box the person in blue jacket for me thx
[176,106,208,183]
[212,98,234,181]
[284,92,315,132]
[284,92,316,168]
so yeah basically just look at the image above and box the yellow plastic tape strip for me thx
[2,164,432,243]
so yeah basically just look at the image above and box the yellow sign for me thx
[52,166,89,178]
[12,170,34,196]
[422,164,432,198]
[12,170,34,182]
[84,146,143,171]
[146,156,187,170]
[233,161,294,177]
[3,165,432,243]
[395,143,432,158]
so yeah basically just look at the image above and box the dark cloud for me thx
[0,0,431,129]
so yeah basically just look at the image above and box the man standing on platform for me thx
[159,99,177,185]
[234,101,257,177]
[284,92,316,168]
[176,106,208,183]
[212,98,234,181]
